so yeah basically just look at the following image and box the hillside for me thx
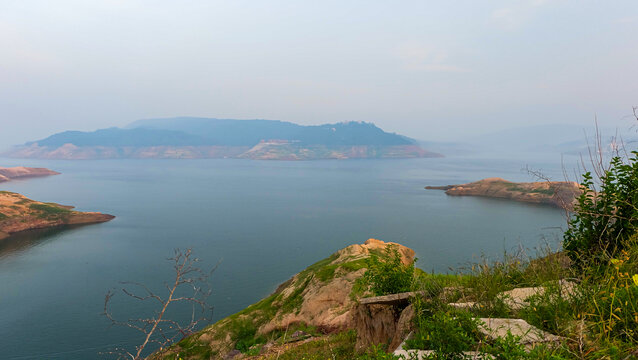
[426,177,582,209]
[3,118,442,160]
[0,191,114,240]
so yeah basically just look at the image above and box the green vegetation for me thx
[28,203,71,219]
[407,301,482,355]
[316,258,367,282]
[230,317,266,354]
[358,245,415,296]
[503,182,556,196]
[564,152,638,268]
[257,330,357,360]
[0,212,8,221]
[170,337,214,360]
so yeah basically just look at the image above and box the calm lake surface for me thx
[0,155,573,359]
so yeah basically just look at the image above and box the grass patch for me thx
[316,258,368,282]
[169,336,214,359]
[258,330,358,360]
[502,182,556,196]
[28,203,71,219]
[407,301,482,354]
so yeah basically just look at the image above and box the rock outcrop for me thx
[426,177,582,209]
[352,296,416,353]
[0,166,59,182]
[0,191,114,240]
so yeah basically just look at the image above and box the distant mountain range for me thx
[4,117,441,160]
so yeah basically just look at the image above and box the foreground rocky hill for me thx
[0,191,114,240]
[427,177,582,209]
[154,238,415,359]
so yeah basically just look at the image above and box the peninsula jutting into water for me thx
[0,166,59,182]
[426,177,582,209]
[0,191,114,241]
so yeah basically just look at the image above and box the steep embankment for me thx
[426,177,582,209]
[156,239,415,359]
[0,191,114,240]
[0,166,59,182]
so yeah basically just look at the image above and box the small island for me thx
[0,191,115,240]
[0,166,60,182]
[426,177,582,209]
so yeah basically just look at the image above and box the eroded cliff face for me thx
[0,191,114,240]
[0,166,59,182]
[157,238,415,359]
[427,177,582,209]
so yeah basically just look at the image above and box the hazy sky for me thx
[1,0,637,147]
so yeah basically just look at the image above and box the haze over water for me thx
[0,154,571,359]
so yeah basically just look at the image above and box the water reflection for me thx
[0,225,85,259]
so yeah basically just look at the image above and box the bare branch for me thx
[103,248,218,360]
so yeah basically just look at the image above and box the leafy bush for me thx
[564,152,638,266]
[359,245,415,296]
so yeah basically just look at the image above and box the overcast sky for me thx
[1,0,636,147]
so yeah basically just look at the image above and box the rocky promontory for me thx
[155,238,415,359]
[0,166,59,182]
[0,191,114,240]
[426,177,582,209]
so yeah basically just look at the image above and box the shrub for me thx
[359,245,415,296]
[564,152,638,267]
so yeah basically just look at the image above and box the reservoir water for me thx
[0,155,572,359]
